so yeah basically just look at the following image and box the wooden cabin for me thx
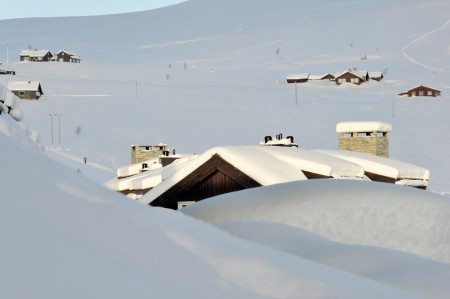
[7,81,43,100]
[320,73,337,80]
[19,50,53,62]
[54,49,81,63]
[286,74,310,83]
[398,84,441,97]
[369,72,384,81]
[335,70,369,85]
[137,146,365,209]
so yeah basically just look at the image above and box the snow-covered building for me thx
[314,150,429,189]
[19,49,53,62]
[132,146,366,209]
[368,72,384,81]
[286,73,309,83]
[54,49,81,63]
[398,84,441,97]
[0,69,15,75]
[7,81,43,100]
[335,70,369,85]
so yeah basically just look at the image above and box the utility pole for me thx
[392,97,395,118]
[49,113,54,145]
[49,113,61,145]
[58,113,62,144]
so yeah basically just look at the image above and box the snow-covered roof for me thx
[336,121,392,133]
[55,49,81,59]
[138,146,365,205]
[20,50,51,57]
[314,149,430,182]
[107,155,197,192]
[368,72,383,78]
[7,81,41,92]
[309,73,337,80]
[116,157,161,178]
[286,73,309,80]
[336,70,368,80]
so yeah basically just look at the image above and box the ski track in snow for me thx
[46,147,116,173]
[402,19,450,74]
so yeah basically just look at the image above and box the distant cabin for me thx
[0,69,15,75]
[54,49,81,63]
[286,74,309,83]
[8,81,43,100]
[320,73,337,80]
[20,49,53,62]
[398,84,441,97]
[368,72,384,81]
[335,70,369,85]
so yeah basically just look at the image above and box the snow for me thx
[336,121,393,133]
[286,73,309,80]
[314,149,430,181]
[19,49,51,57]
[116,157,161,178]
[0,0,450,297]
[0,120,424,299]
[138,146,365,205]
[7,80,41,92]
[182,179,450,264]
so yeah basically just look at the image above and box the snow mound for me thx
[183,180,450,264]
[0,125,421,299]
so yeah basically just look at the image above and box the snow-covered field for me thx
[1,0,450,298]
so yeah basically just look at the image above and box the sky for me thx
[0,0,187,20]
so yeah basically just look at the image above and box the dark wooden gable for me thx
[150,154,261,209]
[335,71,367,84]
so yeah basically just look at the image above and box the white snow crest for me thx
[183,180,450,264]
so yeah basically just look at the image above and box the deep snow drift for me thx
[1,0,450,298]
[0,113,427,299]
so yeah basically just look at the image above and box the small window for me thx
[411,91,416,96]
[418,91,424,96]
[427,91,433,96]
[19,91,25,96]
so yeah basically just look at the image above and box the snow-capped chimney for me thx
[336,121,391,157]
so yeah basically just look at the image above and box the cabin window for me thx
[427,91,433,96]
[19,91,25,96]
[351,78,359,83]
[337,78,345,84]
[418,91,424,96]
[411,91,416,96]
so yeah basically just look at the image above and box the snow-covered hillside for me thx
[1,113,431,299]
[1,1,450,298]
[0,0,449,191]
